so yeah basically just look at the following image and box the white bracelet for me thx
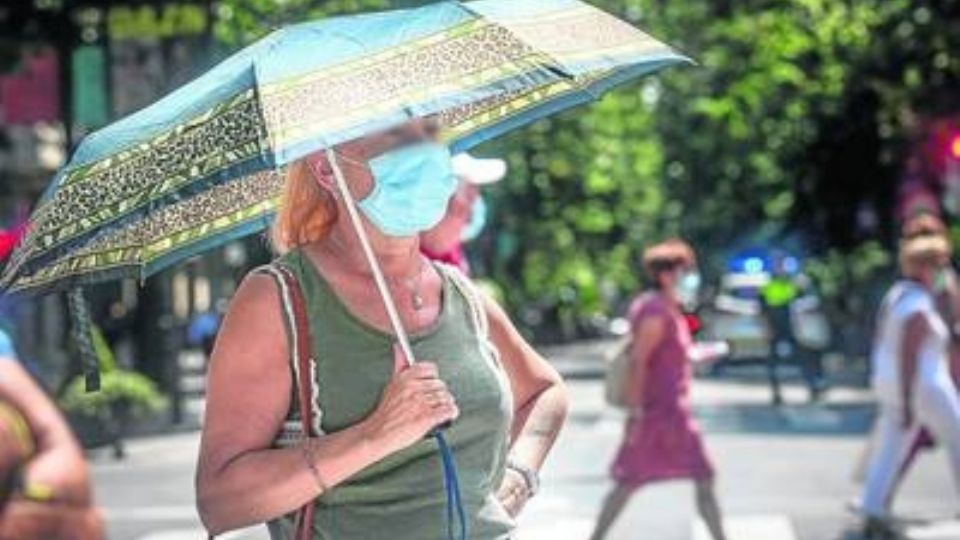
[506,459,539,497]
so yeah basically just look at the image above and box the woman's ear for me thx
[306,153,335,191]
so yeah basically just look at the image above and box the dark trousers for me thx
[767,338,825,404]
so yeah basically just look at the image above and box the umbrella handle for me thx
[325,148,417,368]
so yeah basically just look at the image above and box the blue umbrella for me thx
[1,0,689,295]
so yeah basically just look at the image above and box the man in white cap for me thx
[421,152,506,274]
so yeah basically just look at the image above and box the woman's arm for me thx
[625,316,666,413]
[482,295,568,514]
[196,273,457,534]
[899,312,928,429]
[0,359,90,505]
[688,341,730,365]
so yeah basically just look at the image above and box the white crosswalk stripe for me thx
[693,514,797,540]
[520,513,799,540]
[517,516,595,539]
[906,520,960,539]
[137,525,268,540]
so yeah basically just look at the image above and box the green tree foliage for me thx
[215,0,390,45]
[478,0,959,339]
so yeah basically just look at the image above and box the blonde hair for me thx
[270,160,338,254]
[899,234,952,275]
[642,239,697,286]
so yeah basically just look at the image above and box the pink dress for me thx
[611,292,715,486]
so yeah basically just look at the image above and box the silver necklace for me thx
[394,257,426,311]
[325,235,427,311]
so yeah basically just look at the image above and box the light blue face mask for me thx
[356,142,457,237]
[674,271,702,307]
[461,196,488,243]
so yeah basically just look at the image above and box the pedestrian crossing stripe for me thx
[693,514,797,540]
[517,514,800,540]
[136,525,267,540]
[907,521,960,539]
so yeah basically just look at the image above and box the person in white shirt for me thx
[861,234,960,536]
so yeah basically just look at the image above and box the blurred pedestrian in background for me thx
[901,214,960,382]
[893,215,960,482]
[591,240,728,540]
[851,213,960,521]
[860,234,960,538]
[420,152,506,275]
[186,299,228,360]
[0,329,103,540]
[760,251,828,405]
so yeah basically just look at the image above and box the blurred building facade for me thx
[0,1,269,421]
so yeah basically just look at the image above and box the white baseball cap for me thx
[451,152,507,185]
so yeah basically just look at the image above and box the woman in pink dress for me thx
[591,240,727,540]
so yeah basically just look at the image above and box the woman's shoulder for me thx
[889,281,935,318]
[264,248,303,271]
[234,261,290,310]
[628,291,671,323]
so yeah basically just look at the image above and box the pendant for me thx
[412,293,425,311]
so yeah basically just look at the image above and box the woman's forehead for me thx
[340,117,441,158]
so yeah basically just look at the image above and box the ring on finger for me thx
[425,390,447,407]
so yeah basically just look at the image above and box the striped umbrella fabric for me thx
[1,0,688,295]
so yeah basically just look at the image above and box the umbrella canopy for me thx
[1,0,688,295]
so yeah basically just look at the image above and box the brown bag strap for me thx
[264,264,317,540]
[209,263,317,540]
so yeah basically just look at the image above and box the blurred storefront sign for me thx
[0,48,59,125]
[73,46,109,128]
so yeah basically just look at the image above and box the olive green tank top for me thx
[265,249,515,540]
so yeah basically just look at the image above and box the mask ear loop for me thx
[323,148,416,367]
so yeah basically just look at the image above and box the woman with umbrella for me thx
[195,118,569,539]
[0,2,689,538]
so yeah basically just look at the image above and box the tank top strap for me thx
[253,257,326,445]
[433,262,510,376]
[435,263,487,335]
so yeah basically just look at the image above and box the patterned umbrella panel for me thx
[1,0,689,295]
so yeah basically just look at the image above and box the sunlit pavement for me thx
[90,374,958,540]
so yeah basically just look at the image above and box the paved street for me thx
[90,375,958,540]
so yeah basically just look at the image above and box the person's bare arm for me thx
[0,358,90,505]
[900,312,929,428]
[625,315,666,412]
[196,273,457,534]
[688,341,731,365]
[482,294,568,515]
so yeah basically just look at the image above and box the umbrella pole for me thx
[325,148,416,368]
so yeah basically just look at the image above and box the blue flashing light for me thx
[782,256,800,274]
[743,257,765,274]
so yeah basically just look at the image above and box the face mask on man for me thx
[460,197,488,243]
[355,142,458,237]
[674,270,702,307]
[933,266,956,294]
